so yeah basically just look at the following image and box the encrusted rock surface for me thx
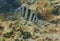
[0,0,60,41]
[0,16,60,41]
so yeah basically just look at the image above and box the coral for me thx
[36,0,54,21]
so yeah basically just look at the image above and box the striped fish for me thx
[15,6,46,27]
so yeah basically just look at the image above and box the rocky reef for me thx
[0,0,60,41]
[0,16,60,41]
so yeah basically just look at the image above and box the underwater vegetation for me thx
[0,15,6,21]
